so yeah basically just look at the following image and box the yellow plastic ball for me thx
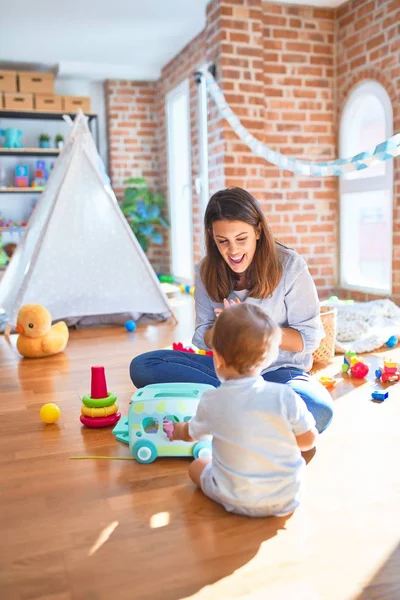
[40,403,61,424]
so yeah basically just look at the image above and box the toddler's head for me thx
[212,303,281,380]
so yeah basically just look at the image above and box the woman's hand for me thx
[214,297,241,317]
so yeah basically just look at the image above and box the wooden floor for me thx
[1,295,399,600]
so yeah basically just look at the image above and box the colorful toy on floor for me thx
[341,351,369,378]
[14,304,69,358]
[375,358,400,384]
[80,366,121,428]
[172,342,213,357]
[180,284,195,296]
[327,296,354,305]
[158,274,175,283]
[112,382,213,463]
[371,390,389,402]
[124,319,136,332]
[0,127,23,148]
[385,335,398,349]
[318,376,336,390]
[15,165,29,188]
[40,403,61,424]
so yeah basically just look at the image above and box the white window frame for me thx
[339,80,393,295]
[166,78,194,282]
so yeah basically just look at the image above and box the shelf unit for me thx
[0,187,42,193]
[0,109,99,146]
[0,147,60,157]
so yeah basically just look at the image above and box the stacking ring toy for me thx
[81,404,118,418]
[82,392,117,408]
[80,412,121,428]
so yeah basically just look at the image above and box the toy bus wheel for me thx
[381,373,389,383]
[375,369,382,379]
[193,442,212,460]
[134,440,157,464]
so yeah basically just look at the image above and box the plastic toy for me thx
[40,403,61,424]
[327,296,354,305]
[112,382,213,463]
[14,304,69,358]
[124,320,136,332]
[158,274,175,283]
[180,284,195,296]
[371,390,389,401]
[32,160,48,188]
[375,358,400,384]
[0,128,23,148]
[385,335,398,348]
[318,376,336,390]
[341,351,369,378]
[15,165,29,188]
[80,366,120,428]
[173,342,213,357]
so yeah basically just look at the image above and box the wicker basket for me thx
[312,305,337,363]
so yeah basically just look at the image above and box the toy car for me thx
[112,382,213,464]
[375,358,400,384]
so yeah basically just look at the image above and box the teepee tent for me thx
[0,111,173,327]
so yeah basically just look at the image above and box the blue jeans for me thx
[129,350,334,433]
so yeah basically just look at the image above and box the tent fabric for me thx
[0,111,172,327]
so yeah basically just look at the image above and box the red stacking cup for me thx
[91,366,108,399]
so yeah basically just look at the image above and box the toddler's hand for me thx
[163,420,188,441]
[163,419,174,440]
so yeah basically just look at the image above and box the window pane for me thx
[342,94,386,180]
[341,190,392,292]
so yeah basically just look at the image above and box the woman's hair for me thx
[201,187,283,302]
[212,304,281,375]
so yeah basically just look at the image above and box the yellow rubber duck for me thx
[14,304,69,358]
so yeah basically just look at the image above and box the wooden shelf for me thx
[0,109,97,122]
[0,187,42,193]
[0,147,60,157]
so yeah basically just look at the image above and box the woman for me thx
[130,187,334,433]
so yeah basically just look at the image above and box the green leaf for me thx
[124,177,147,188]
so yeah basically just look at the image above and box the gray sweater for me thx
[192,246,324,373]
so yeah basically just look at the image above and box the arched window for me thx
[339,81,393,294]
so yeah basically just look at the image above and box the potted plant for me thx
[55,134,64,149]
[39,133,50,149]
[120,177,168,253]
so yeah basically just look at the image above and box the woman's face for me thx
[212,219,260,274]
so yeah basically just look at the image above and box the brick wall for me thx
[105,80,169,272]
[105,0,399,299]
[336,0,400,301]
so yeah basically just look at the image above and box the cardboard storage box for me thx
[34,94,63,111]
[18,71,54,94]
[3,92,34,111]
[0,70,17,93]
[63,96,91,113]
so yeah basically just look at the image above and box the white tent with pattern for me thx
[0,111,172,327]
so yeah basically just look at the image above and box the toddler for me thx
[166,303,317,517]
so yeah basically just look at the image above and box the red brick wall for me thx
[204,0,336,294]
[105,80,169,272]
[105,0,399,299]
[336,0,400,302]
